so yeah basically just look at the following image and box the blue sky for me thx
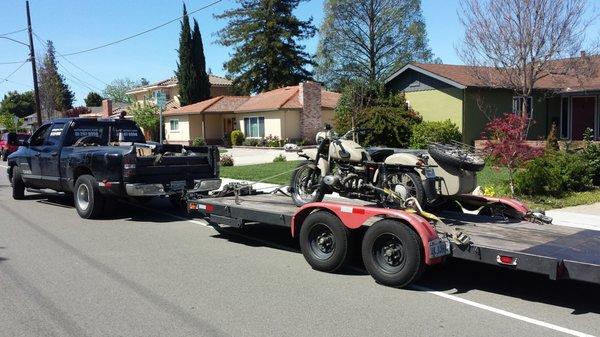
[0,0,597,105]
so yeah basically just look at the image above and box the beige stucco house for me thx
[163,82,341,145]
[126,75,233,110]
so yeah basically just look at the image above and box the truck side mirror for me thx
[19,139,29,147]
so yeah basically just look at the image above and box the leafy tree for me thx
[316,0,433,89]
[38,40,74,120]
[192,19,211,101]
[482,113,542,195]
[0,112,24,133]
[129,100,159,140]
[103,78,139,103]
[0,91,34,118]
[63,106,91,118]
[409,120,462,149]
[334,81,421,147]
[84,92,103,107]
[215,0,316,94]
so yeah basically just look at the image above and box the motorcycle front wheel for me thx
[290,161,325,206]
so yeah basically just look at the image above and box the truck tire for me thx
[74,175,105,219]
[299,211,351,273]
[11,166,25,200]
[362,219,425,287]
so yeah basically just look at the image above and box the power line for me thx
[33,32,108,87]
[0,28,27,37]
[0,59,29,65]
[61,0,222,56]
[33,33,105,92]
[0,60,29,84]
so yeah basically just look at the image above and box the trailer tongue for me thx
[188,193,600,287]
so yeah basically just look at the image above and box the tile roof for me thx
[127,75,233,93]
[401,56,600,92]
[162,84,342,116]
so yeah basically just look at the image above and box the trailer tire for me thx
[74,175,105,219]
[299,211,351,273]
[362,219,425,287]
[11,166,25,200]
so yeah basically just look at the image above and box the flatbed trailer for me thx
[187,193,600,287]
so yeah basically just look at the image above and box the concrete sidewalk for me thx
[546,203,600,231]
[221,147,303,166]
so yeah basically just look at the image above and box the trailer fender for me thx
[456,194,530,215]
[291,202,443,265]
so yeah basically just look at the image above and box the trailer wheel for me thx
[74,175,105,219]
[299,211,351,273]
[362,219,425,287]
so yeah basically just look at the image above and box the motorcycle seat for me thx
[367,147,395,162]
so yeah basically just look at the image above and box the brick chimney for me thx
[101,99,113,118]
[299,81,322,143]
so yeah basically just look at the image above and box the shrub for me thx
[582,142,600,186]
[242,138,260,146]
[409,120,462,149]
[515,151,593,196]
[192,137,205,146]
[230,130,245,146]
[358,106,421,148]
[220,154,234,166]
[265,135,281,147]
[273,154,287,162]
[482,113,542,195]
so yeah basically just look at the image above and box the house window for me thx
[512,96,533,117]
[244,117,265,138]
[170,119,179,132]
[560,97,570,139]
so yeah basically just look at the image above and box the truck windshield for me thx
[65,121,146,146]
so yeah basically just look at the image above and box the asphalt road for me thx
[0,167,599,337]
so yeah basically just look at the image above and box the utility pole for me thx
[26,1,42,128]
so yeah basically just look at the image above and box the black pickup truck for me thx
[7,117,221,218]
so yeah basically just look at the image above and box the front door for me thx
[22,124,52,187]
[40,122,66,190]
[571,97,596,140]
[223,117,235,135]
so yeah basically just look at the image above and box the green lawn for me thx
[220,161,600,210]
[220,160,301,185]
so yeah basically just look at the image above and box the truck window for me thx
[65,124,106,146]
[29,124,52,146]
[46,122,66,147]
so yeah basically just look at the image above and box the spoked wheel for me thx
[362,219,425,287]
[290,161,324,206]
[299,211,351,272]
[384,171,425,207]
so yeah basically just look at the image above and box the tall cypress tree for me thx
[192,19,211,101]
[176,4,197,106]
[215,0,316,94]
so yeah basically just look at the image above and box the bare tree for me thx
[458,0,598,117]
[316,0,434,89]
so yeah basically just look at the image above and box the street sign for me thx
[156,91,167,109]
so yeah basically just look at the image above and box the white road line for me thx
[410,285,595,337]
[130,201,596,337]
[0,164,8,169]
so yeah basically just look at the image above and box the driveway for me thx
[222,147,303,165]
[546,203,600,231]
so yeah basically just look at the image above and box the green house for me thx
[385,58,600,145]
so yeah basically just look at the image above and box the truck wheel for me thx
[11,166,25,200]
[299,211,351,273]
[74,175,105,219]
[362,219,425,287]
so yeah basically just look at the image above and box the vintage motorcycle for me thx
[291,125,438,207]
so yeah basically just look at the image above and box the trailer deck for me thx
[189,193,600,286]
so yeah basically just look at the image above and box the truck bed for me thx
[192,193,600,284]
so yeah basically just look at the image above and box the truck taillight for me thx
[123,152,136,178]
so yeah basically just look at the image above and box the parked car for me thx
[7,117,221,218]
[0,132,30,161]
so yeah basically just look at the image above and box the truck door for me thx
[22,124,52,187]
[40,121,66,190]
